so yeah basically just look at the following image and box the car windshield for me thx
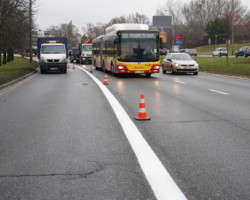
[41,45,65,54]
[172,54,192,60]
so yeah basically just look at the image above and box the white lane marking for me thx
[175,81,186,84]
[77,66,187,200]
[209,89,229,95]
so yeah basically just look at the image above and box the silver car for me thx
[162,53,199,75]
[212,47,228,57]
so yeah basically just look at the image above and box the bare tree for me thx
[224,0,247,53]
[127,13,150,24]
[0,0,35,65]
[47,21,79,48]
[82,13,150,40]
[82,23,106,40]
[155,0,249,48]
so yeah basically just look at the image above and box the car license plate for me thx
[135,71,144,73]
[50,67,58,70]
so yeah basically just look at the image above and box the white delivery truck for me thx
[37,37,68,74]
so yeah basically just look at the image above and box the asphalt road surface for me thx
[0,64,249,200]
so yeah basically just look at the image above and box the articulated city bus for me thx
[92,24,162,76]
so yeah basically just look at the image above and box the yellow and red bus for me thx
[92,24,162,76]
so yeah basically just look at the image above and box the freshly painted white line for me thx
[209,89,229,95]
[77,66,187,200]
[175,81,186,84]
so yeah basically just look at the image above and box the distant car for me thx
[188,49,197,56]
[180,48,197,56]
[22,52,36,57]
[212,47,228,57]
[235,46,250,57]
[169,50,180,53]
[162,53,199,75]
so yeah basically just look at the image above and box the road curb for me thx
[0,67,39,90]
[200,71,250,81]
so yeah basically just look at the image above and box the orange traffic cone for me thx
[67,64,70,69]
[72,64,75,69]
[103,73,109,85]
[134,94,151,120]
[89,66,93,73]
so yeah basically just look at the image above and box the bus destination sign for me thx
[121,33,156,39]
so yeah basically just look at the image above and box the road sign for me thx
[176,34,183,45]
[152,16,172,27]
[208,38,211,45]
[160,32,167,43]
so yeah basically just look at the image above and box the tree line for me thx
[0,0,36,66]
[1,0,249,64]
[81,12,150,41]
[157,0,249,49]
[45,12,150,49]
[81,0,249,50]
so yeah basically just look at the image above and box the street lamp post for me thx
[172,14,175,48]
[29,0,32,63]
[165,10,175,49]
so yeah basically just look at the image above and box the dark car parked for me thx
[235,46,250,57]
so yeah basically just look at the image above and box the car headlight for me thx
[174,63,180,67]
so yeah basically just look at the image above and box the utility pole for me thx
[172,14,175,48]
[165,9,175,49]
[231,0,235,55]
[29,0,32,63]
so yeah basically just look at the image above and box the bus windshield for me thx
[118,39,158,62]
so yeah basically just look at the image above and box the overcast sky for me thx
[35,0,250,33]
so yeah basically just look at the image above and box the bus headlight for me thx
[151,65,160,70]
[117,65,127,70]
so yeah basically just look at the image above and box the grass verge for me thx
[160,56,250,78]
[196,42,250,55]
[195,57,250,78]
[0,56,39,85]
